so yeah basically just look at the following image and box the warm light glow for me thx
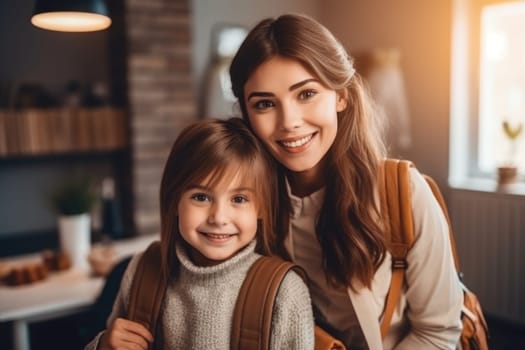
[31,12,111,32]
[478,2,525,172]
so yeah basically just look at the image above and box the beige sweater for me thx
[285,168,463,349]
[84,240,315,349]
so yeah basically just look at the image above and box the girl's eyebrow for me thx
[231,187,256,193]
[186,184,207,191]
[247,78,319,101]
[187,184,255,194]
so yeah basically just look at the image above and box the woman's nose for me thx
[280,102,303,131]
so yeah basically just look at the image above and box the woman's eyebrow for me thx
[247,91,274,100]
[247,78,320,101]
[289,78,318,91]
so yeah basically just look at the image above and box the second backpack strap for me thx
[127,240,168,349]
[231,256,300,350]
[379,159,415,338]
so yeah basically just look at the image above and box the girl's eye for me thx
[253,100,275,110]
[299,89,317,100]
[191,193,210,202]
[232,195,248,204]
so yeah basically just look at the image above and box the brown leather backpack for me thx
[127,241,345,350]
[380,159,490,350]
[126,159,489,350]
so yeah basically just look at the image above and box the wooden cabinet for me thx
[0,107,128,157]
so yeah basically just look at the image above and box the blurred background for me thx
[0,0,524,349]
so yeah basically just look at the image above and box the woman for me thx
[229,13,463,349]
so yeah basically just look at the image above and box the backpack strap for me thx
[379,159,416,338]
[231,256,306,350]
[127,240,167,350]
[421,174,460,272]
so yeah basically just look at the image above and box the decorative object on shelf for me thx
[51,176,97,270]
[0,107,127,157]
[5,262,49,286]
[203,23,248,119]
[42,250,72,271]
[101,177,124,240]
[13,83,59,109]
[31,0,111,32]
[355,48,411,158]
[497,120,522,185]
[88,244,116,276]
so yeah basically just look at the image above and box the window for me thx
[479,2,525,173]
[449,0,525,186]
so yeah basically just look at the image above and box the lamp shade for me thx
[31,0,111,32]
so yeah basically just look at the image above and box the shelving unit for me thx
[0,107,134,253]
[0,107,128,157]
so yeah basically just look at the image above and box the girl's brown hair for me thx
[159,118,287,279]
[230,14,387,289]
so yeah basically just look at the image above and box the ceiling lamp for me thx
[31,0,111,32]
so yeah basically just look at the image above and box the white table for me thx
[0,234,159,350]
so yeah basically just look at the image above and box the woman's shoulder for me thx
[406,166,451,247]
[407,166,444,217]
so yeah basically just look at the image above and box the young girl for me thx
[229,13,463,349]
[84,118,314,349]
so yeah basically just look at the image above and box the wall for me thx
[0,0,109,97]
[0,0,454,238]
[192,0,453,188]
[126,0,195,235]
[0,0,114,237]
[191,0,319,117]
[319,0,453,188]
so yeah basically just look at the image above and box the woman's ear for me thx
[336,92,348,112]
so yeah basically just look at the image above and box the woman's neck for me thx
[287,168,325,197]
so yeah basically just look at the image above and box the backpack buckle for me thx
[392,258,408,269]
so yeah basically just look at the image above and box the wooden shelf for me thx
[0,107,128,158]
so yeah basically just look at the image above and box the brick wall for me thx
[125,0,196,235]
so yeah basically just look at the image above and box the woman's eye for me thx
[232,195,248,204]
[191,193,210,202]
[299,89,317,100]
[253,100,275,110]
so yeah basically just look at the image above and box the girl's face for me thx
[177,171,258,266]
[243,56,346,181]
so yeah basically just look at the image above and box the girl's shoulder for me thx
[118,251,144,301]
[275,268,311,305]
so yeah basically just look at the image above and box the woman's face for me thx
[243,56,346,180]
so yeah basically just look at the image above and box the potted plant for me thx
[51,176,97,270]
[497,120,523,185]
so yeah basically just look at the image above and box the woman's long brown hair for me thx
[230,14,387,289]
[158,118,288,280]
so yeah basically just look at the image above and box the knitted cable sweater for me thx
[84,240,315,350]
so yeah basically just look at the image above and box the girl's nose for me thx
[207,202,228,226]
[280,101,303,131]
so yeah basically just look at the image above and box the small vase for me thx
[58,213,91,271]
[497,166,518,185]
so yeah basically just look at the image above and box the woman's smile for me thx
[278,132,316,152]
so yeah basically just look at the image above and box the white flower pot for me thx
[58,213,91,271]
